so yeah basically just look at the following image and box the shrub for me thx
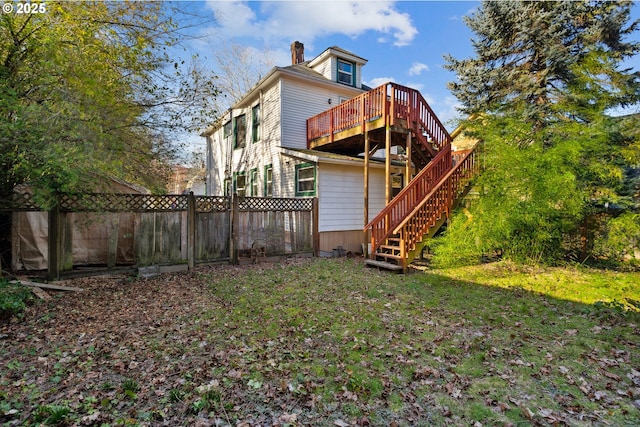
[0,278,33,323]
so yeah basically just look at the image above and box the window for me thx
[337,59,354,86]
[223,120,232,138]
[234,114,246,149]
[295,163,316,196]
[223,178,231,197]
[234,172,246,197]
[250,168,259,196]
[264,164,273,197]
[252,104,260,143]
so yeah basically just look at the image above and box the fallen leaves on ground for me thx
[1,258,639,426]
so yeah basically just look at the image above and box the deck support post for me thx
[364,131,370,255]
[405,132,412,187]
[385,125,391,204]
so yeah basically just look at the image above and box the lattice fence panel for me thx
[0,193,42,211]
[58,194,189,212]
[195,196,230,213]
[238,197,313,212]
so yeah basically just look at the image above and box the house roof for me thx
[200,45,368,137]
[329,46,367,62]
[308,46,368,68]
[282,148,406,168]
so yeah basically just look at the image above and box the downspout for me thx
[225,108,233,194]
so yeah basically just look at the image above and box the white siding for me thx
[279,157,298,198]
[280,78,361,150]
[317,163,386,232]
[311,56,333,81]
[205,83,284,197]
[206,52,368,199]
[205,134,222,195]
[355,63,363,89]
[310,55,364,89]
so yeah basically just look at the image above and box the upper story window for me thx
[223,120,232,138]
[252,104,260,143]
[337,59,354,86]
[234,114,246,149]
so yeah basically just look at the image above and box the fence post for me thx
[48,202,61,280]
[187,191,196,270]
[231,193,239,264]
[312,197,319,257]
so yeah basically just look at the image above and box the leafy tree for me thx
[436,0,640,266]
[0,1,219,205]
[210,39,276,109]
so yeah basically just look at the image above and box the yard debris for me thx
[19,279,83,292]
[28,285,51,300]
[1,259,638,426]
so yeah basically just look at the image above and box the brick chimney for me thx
[291,41,304,65]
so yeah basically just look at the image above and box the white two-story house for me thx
[202,42,472,266]
[202,42,401,255]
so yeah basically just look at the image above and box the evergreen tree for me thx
[445,1,638,128]
[436,0,640,265]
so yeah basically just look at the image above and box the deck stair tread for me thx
[375,252,402,261]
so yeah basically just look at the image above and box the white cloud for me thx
[406,82,425,93]
[366,77,396,88]
[408,62,429,76]
[205,1,417,47]
[206,1,257,38]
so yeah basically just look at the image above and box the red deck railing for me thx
[364,144,480,268]
[306,81,477,270]
[307,83,451,153]
[390,83,451,154]
[394,147,479,266]
[307,85,386,142]
[364,143,452,253]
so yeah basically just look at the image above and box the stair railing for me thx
[364,143,452,255]
[395,147,479,268]
[387,83,451,155]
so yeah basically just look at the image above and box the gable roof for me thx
[200,45,368,137]
[308,46,368,68]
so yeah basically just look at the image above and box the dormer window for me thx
[337,59,354,86]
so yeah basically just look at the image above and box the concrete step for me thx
[365,258,404,271]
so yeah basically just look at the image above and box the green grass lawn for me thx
[1,258,639,426]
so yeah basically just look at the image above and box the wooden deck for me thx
[306,82,480,272]
[307,82,451,158]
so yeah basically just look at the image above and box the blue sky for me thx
[178,0,640,152]
[188,1,480,128]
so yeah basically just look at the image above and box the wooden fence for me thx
[2,193,318,279]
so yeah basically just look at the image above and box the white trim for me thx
[281,148,393,169]
[308,47,367,68]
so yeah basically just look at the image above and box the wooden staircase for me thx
[306,82,480,272]
[365,146,479,272]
